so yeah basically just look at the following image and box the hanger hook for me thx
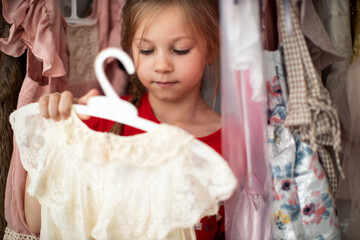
[94,47,135,99]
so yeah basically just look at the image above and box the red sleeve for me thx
[195,204,225,240]
[82,116,115,132]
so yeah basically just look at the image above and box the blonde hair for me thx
[110,0,219,134]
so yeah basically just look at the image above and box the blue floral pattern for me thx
[265,50,340,239]
[267,125,340,239]
[268,125,304,239]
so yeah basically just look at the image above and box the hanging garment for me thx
[336,58,360,239]
[290,0,344,75]
[264,50,288,125]
[288,0,351,152]
[268,125,340,240]
[267,125,303,239]
[261,0,279,51]
[0,0,127,238]
[313,0,352,74]
[0,3,25,236]
[87,0,127,95]
[310,2,356,237]
[9,103,237,240]
[352,0,360,60]
[0,0,127,101]
[276,0,344,194]
[312,0,353,163]
[0,53,25,238]
[264,48,340,239]
[221,1,272,239]
[0,17,25,237]
[221,0,266,102]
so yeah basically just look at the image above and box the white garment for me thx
[222,0,265,102]
[10,103,237,240]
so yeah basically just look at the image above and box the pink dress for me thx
[220,1,272,239]
[0,0,126,238]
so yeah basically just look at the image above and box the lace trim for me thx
[3,227,39,240]
[12,103,195,167]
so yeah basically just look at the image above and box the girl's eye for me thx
[173,49,190,55]
[139,49,154,55]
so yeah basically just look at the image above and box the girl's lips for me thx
[154,81,178,88]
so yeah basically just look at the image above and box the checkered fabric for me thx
[276,0,344,194]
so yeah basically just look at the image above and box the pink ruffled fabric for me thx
[0,0,68,83]
[1,0,127,237]
[94,0,127,95]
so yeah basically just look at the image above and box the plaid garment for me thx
[276,0,344,194]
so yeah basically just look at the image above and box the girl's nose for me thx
[153,52,174,73]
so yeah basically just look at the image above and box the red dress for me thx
[83,93,225,240]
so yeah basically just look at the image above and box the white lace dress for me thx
[10,103,237,240]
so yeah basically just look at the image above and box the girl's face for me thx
[131,5,207,103]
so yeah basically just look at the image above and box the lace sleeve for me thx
[9,103,49,197]
[186,140,238,216]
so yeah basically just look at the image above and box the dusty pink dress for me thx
[0,0,126,238]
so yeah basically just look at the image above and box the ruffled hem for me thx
[0,0,67,78]
[3,227,39,240]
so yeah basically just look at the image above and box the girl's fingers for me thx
[39,94,50,119]
[78,89,100,105]
[59,91,74,119]
[48,93,62,120]
[38,89,99,121]
[76,89,99,120]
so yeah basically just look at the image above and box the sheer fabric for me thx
[9,103,237,240]
[336,58,360,239]
[352,1,360,60]
[290,0,344,75]
[220,1,272,239]
[310,2,356,237]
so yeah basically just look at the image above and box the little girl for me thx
[32,0,225,238]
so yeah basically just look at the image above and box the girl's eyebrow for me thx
[172,36,193,42]
[133,36,192,43]
[133,38,152,42]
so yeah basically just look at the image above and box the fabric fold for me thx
[0,0,68,82]
[276,0,344,194]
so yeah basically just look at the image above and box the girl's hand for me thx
[38,89,99,120]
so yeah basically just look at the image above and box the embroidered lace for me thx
[10,103,237,240]
[3,227,39,240]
